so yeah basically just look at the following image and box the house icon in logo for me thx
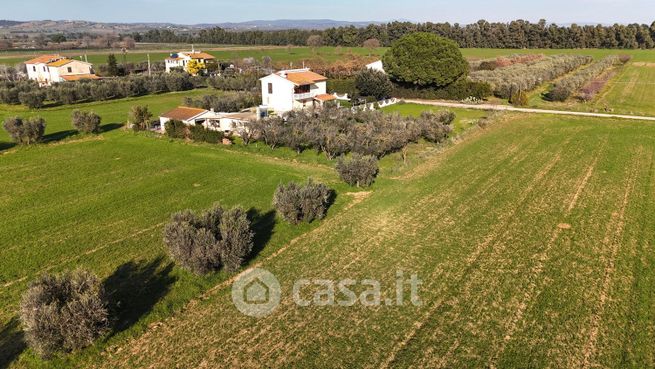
[232,268,281,318]
[243,278,270,305]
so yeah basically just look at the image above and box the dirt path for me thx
[403,99,655,122]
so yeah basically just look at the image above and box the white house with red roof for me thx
[25,55,98,86]
[165,50,217,74]
[159,106,254,135]
[259,68,336,114]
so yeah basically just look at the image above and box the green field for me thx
[0,46,384,67]
[0,94,355,367]
[57,112,653,369]
[2,56,655,367]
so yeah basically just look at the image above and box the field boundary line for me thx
[404,99,655,122]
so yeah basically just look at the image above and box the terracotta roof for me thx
[315,94,336,102]
[61,74,100,81]
[282,71,328,85]
[183,52,215,60]
[24,54,63,65]
[161,106,208,121]
[47,58,75,67]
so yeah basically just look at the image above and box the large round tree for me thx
[382,32,468,88]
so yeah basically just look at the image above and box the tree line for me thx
[130,19,655,49]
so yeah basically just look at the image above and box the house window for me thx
[33,66,36,72]
[268,83,273,94]
[43,66,47,72]
[67,67,72,73]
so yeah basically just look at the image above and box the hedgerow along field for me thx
[70,112,655,368]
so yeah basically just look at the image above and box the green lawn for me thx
[79,112,655,369]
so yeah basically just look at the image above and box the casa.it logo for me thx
[231,268,281,318]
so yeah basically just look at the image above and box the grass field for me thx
[52,112,652,369]
[0,116,350,368]
[0,46,384,67]
[593,63,655,116]
[2,55,655,367]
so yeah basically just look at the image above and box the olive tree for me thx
[71,110,101,134]
[336,154,379,187]
[20,270,109,358]
[3,116,46,145]
[163,204,254,275]
[273,179,332,225]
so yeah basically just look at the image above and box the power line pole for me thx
[147,54,151,76]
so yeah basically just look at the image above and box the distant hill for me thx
[0,19,386,35]
[0,20,26,27]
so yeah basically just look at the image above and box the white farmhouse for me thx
[165,51,216,74]
[366,60,386,74]
[25,55,98,86]
[259,68,336,114]
[159,106,253,135]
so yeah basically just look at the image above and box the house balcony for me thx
[293,91,317,100]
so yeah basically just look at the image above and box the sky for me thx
[3,0,654,25]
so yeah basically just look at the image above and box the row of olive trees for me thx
[546,55,623,101]
[0,72,203,109]
[2,110,103,146]
[183,92,260,113]
[470,55,593,98]
[244,106,455,159]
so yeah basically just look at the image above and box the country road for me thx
[404,99,655,122]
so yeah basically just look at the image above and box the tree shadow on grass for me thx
[246,209,277,264]
[102,257,176,335]
[42,130,78,143]
[99,123,123,134]
[0,141,16,153]
[0,317,26,369]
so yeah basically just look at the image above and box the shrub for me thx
[273,179,332,225]
[165,119,188,139]
[355,69,393,100]
[509,89,529,106]
[382,32,469,88]
[128,105,152,131]
[163,204,254,275]
[219,208,254,272]
[18,91,46,109]
[163,210,222,275]
[418,111,454,142]
[71,110,101,134]
[189,124,224,144]
[336,154,379,187]
[3,116,46,145]
[20,270,109,358]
